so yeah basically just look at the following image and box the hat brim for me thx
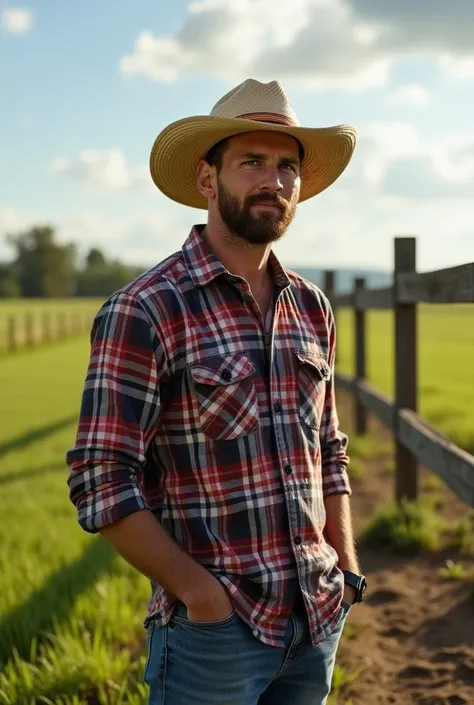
[149,115,357,209]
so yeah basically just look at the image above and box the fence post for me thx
[8,316,17,352]
[57,311,67,338]
[394,237,418,503]
[354,277,367,435]
[324,270,336,317]
[25,312,35,347]
[42,312,52,343]
[324,269,339,374]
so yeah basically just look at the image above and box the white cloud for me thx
[354,123,474,201]
[439,55,474,79]
[389,85,430,107]
[1,8,33,34]
[48,149,152,193]
[327,121,474,201]
[119,0,474,90]
[120,33,197,83]
[382,136,474,199]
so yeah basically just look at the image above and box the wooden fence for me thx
[325,236,474,509]
[1,309,94,354]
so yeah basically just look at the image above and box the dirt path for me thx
[334,395,474,705]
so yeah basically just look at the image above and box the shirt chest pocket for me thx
[296,350,331,430]
[188,352,260,441]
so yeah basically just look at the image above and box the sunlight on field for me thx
[0,337,150,704]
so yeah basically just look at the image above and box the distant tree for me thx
[76,255,136,297]
[0,264,21,298]
[85,247,106,270]
[2,225,147,298]
[7,226,77,297]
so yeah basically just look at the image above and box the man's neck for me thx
[202,223,273,292]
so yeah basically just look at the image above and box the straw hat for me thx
[150,78,357,209]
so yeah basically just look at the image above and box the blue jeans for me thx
[144,598,351,705]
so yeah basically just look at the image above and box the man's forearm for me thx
[324,493,360,573]
[99,509,217,606]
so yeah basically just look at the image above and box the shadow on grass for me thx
[0,461,67,487]
[0,536,118,665]
[0,415,78,460]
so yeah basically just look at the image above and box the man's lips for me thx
[251,202,282,210]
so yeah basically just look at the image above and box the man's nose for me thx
[260,165,283,192]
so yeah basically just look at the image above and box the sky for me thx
[1,0,474,273]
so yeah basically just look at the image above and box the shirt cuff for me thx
[75,480,149,534]
[322,463,352,498]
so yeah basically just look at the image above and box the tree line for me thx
[0,226,146,298]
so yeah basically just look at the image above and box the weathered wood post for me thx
[354,277,367,435]
[7,316,17,352]
[57,311,67,338]
[42,312,52,343]
[324,270,336,316]
[324,269,338,371]
[25,312,35,347]
[394,237,418,502]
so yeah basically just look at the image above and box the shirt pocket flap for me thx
[189,353,255,386]
[295,350,332,381]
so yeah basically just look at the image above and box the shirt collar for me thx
[182,225,291,290]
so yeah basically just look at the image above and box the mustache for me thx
[246,193,288,211]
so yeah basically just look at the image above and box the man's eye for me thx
[243,160,260,166]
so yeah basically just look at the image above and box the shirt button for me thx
[294,535,302,546]
[284,465,293,475]
[221,369,232,381]
[273,402,282,413]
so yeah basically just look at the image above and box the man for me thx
[67,78,367,705]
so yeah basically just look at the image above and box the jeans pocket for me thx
[171,601,238,628]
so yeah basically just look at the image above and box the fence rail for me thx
[325,236,474,508]
[0,308,96,354]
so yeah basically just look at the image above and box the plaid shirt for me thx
[67,225,351,648]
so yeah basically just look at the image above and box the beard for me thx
[217,180,298,246]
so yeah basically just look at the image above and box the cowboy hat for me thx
[150,78,356,209]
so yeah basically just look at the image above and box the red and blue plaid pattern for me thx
[67,225,351,648]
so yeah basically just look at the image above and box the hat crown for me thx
[210,79,300,127]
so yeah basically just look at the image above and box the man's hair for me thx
[204,138,231,172]
[204,135,305,172]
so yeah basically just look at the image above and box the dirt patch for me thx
[334,393,474,704]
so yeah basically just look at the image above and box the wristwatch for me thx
[342,570,367,604]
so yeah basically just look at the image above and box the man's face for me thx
[215,131,301,245]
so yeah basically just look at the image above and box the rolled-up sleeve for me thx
[319,303,351,498]
[66,292,167,533]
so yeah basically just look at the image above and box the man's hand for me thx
[185,576,234,622]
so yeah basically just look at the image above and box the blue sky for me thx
[1,0,474,272]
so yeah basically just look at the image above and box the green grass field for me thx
[0,336,150,704]
[0,301,473,703]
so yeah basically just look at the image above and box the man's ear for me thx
[196,160,217,201]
